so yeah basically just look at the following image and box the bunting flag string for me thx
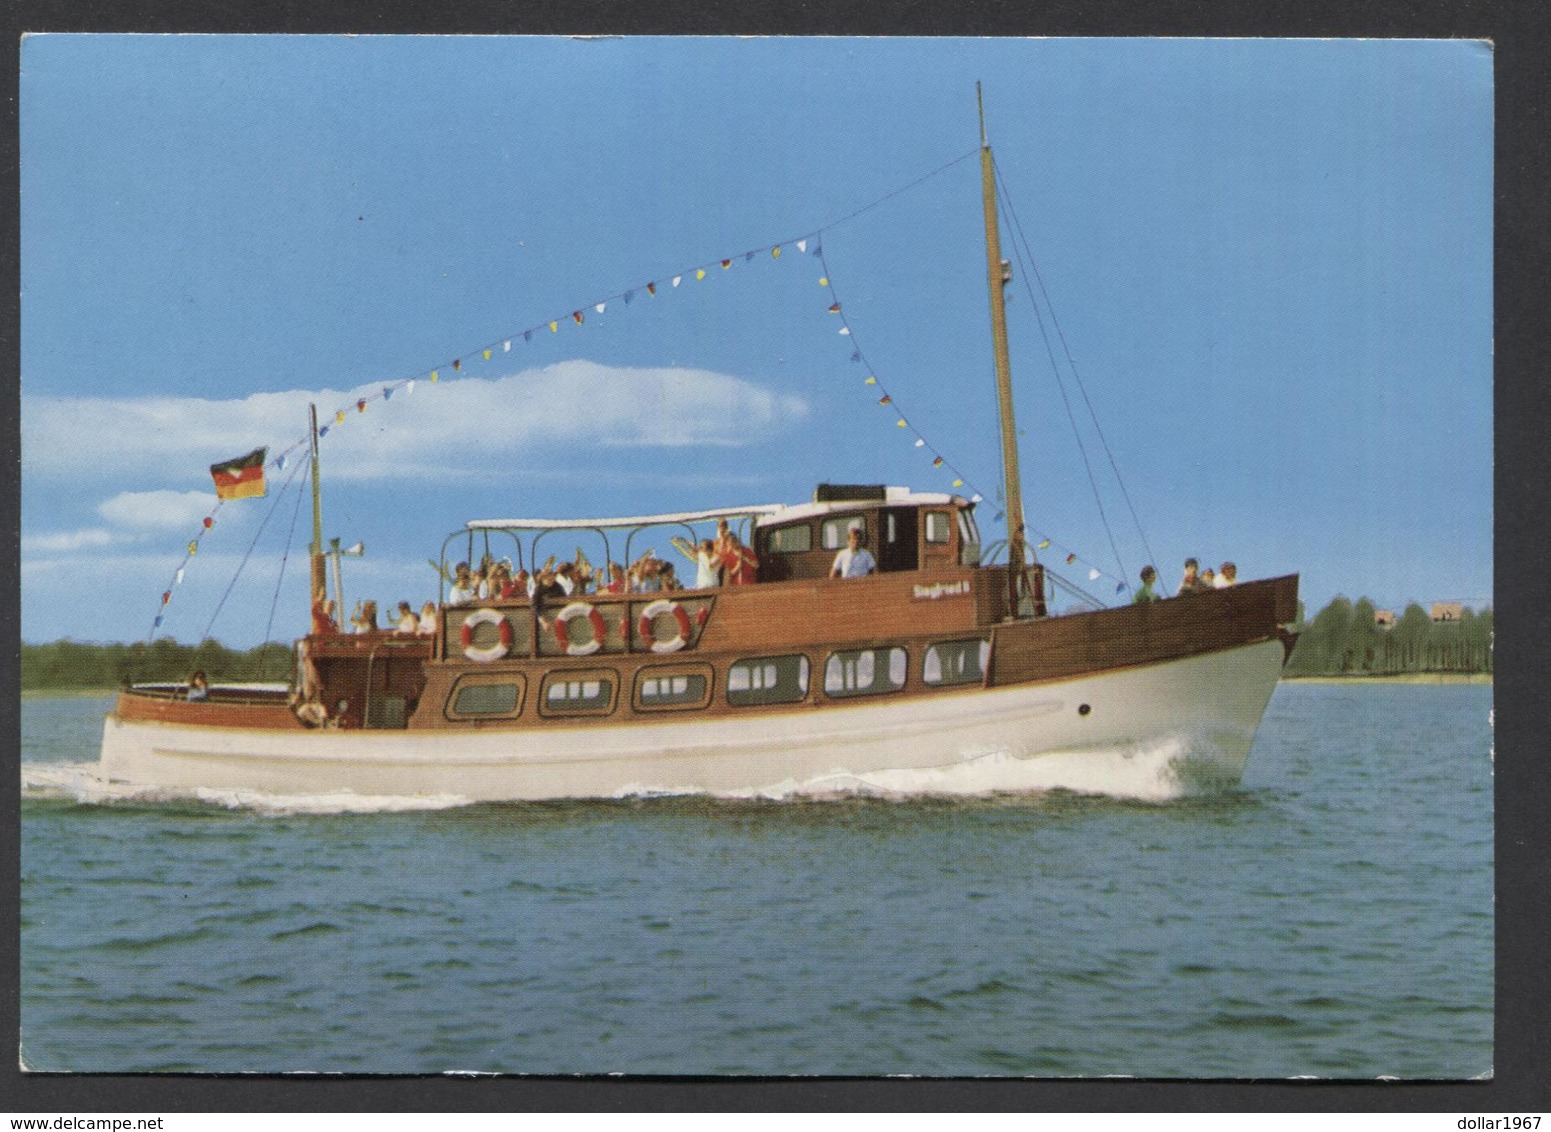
[814,247,1127,599]
[145,147,1041,624]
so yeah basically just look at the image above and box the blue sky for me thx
[20,35,1493,646]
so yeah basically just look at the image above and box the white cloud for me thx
[21,360,810,485]
[20,528,117,553]
[98,489,219,529]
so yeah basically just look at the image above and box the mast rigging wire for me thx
[994,156,1158,581]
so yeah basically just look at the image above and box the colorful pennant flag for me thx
[914,438,925,447]
[175,568,184,584]
[672,276,682,288]
[838,327,851,335]
[357,399,366,413]
[335,410,346,425]
[932,456,943,467]
[828,303,841,313]
[771,246,781,259]
[647,282,656,295]
[452,358,461,370]
[203,516,213,529]
[721,259,731,269]
[819,276,828,286]
[595,302,606,314]
[1066,553,1077,564]
[549,321,558,333]
[1089,568,1102,581]
[951,478,963,488]
[573,311,584,324]
[879,395,892,405]
[483,348,492,360]
[865,376,877,385]
[188,540,198,556]
[503,340,512,351]
[797,240,807,254]
[209,447,268,501]
[431,370,439,382]
[695,268,706,280]
[1038,539,1051,550]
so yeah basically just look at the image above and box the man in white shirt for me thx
[830,525,877,578]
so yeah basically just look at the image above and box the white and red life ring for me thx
[638,599,693,654]
[460,607,513,663]
[554,602,607,656]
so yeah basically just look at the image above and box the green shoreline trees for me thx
[21,638,293,690]
[1285,597,1492,676]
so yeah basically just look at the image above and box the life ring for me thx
[554,602,607,656]
[460,608,513,663]
[638,599,693,653]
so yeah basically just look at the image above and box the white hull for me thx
[99,639,1287,803]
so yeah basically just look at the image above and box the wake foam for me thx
[21,762,475,816]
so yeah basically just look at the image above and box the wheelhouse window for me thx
[446,676,525,720]
[727,655,810,706]
[957,509,981,564]
[923,639,991,687]
[821,516,866,550]
[635,665,713,711]
[540,671,617,716]
[824,647,908,698]
[925,511,952,544]
[766,524,812,553]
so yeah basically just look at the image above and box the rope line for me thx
[198,456,307,645]
[995,156,1157,579]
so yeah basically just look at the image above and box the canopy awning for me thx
[466,504,787,532]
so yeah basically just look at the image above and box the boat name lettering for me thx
[913,580,971,601]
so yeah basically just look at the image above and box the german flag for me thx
[210,447,268,500]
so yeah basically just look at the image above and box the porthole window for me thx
[767,524,812,553]
[446,677,525,720]
[824,647,908,698]
[727,654,810,706]
[635,666,713,711]
[539,671,616,716]
[923,639,992,687]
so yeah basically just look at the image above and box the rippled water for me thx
[20,683,1493,1077]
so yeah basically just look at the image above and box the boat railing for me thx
[126,682,293,705]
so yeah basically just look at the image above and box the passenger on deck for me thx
[350,600,379,633]
[630,553,662,593]
[186,670,209,702]
[555,562,578,596]
[1201,567,1217,588]
[417,602,438,635]
[311,592,338,636]
[507,569,530,600]
[1176,558,1203,596]
[660,562,682,592]
[1216,562,1238,588]
[1133,565,1161,604]
[714,518,735,564]
[394,601,419,634]
[448,563,477,606]
[722,532,759,585]
[291,687,329,728]
[602,563,627,595]
[332,698,361,729]
[676,537,722,589]
[830,526,877,578]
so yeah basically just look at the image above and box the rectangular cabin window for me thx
[925,511,952,544]
[727,655,810,706]
[923,639,992,687]
[824,647,908,698]
[448,678,523,719]
[821,516,866,550]
[635,666,713,711]
[767,524,812,553]
[958,510,981,565]
[539,671,617,716]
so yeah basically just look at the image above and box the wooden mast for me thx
[977,84,1029,615]
[308,403,327,609]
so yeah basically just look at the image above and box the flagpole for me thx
[309,404,327,609]
[977,84,1030,617]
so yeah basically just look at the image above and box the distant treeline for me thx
[1286,597,1492,676]
[21,638,294,690]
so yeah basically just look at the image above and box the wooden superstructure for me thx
[114,486,1297,736]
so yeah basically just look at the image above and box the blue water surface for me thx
[20,682,1493,1077]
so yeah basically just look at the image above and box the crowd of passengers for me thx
[1132,558,1239,603]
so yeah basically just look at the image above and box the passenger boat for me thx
[99,96,1299,802]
